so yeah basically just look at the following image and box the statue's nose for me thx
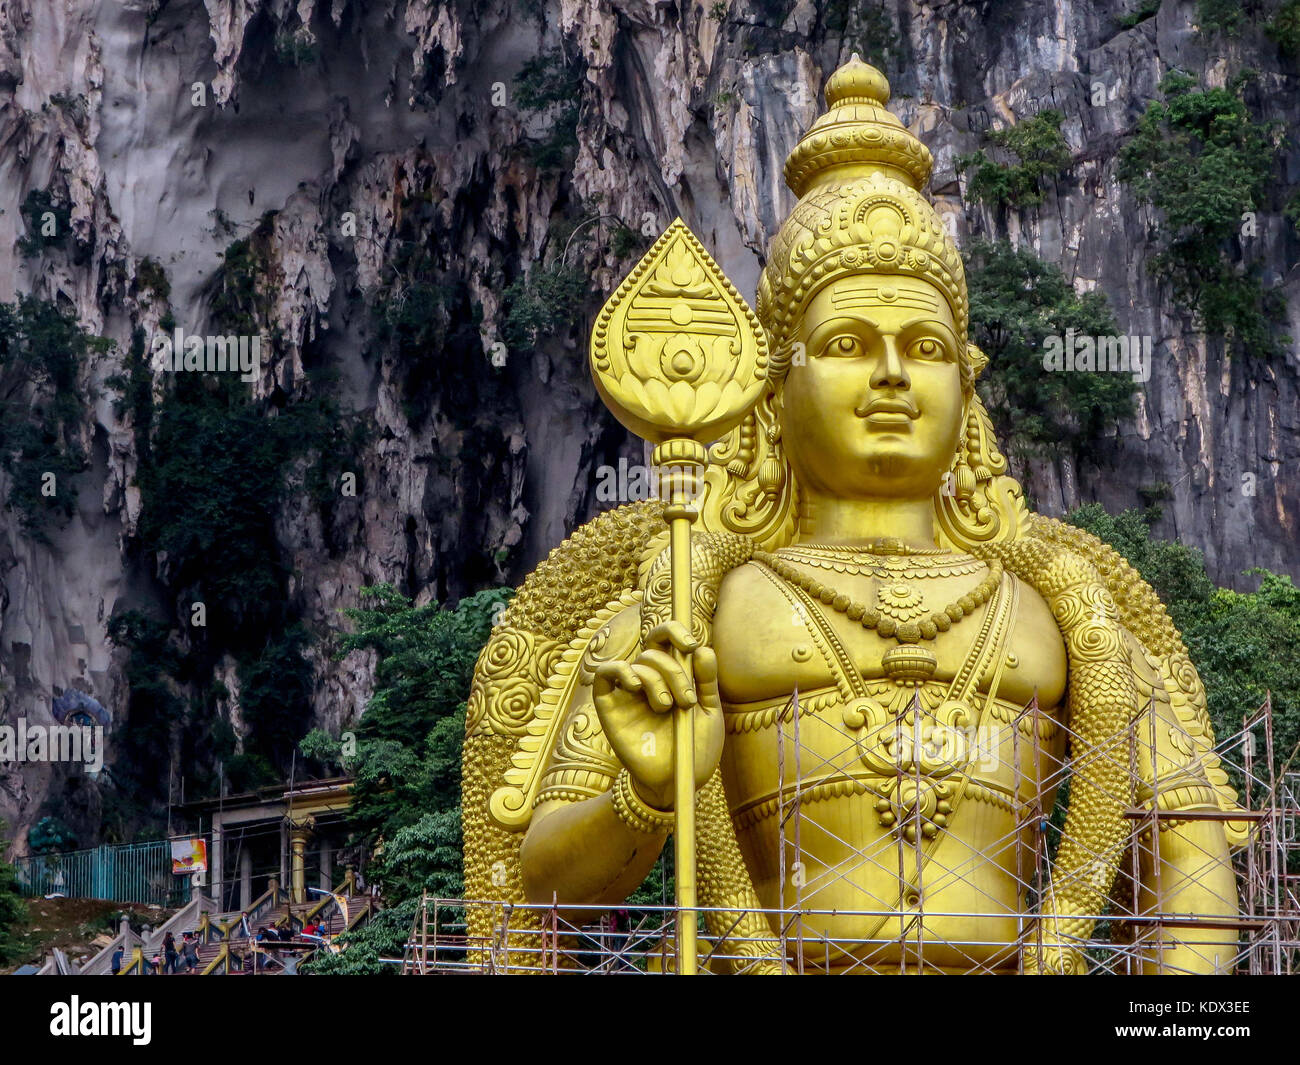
[869,336,910,390]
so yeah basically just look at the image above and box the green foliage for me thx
[136,375,296,635]
[1066,505,1300,784]
[502,263,588,350]
[0,824,27,964]
[273,29,318,67]
[958,110,1071,210]
[27,817,78,854]
[1197,0,1247,36]
[1286,189,1300,231]
[304,585,510,973]
[709,0,727,18]
[1065,505,1215,617]
[965,240,1138,461]
[610,223,648,260]
[298,728,347,773]
[134,257,171,302]
[1266,0,1300,55]
[314,585,508,969]
[513,51,583,172]
[107,334,359,815]
[302,897,415,975]
[103,610,189,838]
[1117,0,1162,29]
[210,214,279,336]
[237,626,315,772]
[1118,72,1287,358]
[0,297,108,537]
[106,328,154,464]
[17,188,71,256]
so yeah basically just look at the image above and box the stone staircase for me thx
[86,870,378,976]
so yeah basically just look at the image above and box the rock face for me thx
[0,0,1296,850]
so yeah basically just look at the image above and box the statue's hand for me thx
[592,621,724,811]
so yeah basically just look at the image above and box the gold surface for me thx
[461,55,1243,975]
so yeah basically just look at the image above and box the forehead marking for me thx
[830,285,939,311]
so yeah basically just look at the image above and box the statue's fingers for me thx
[692,646,723,714]
[593,660,642,699]
[644,620,698,655]
[631,664,673,713]
[637,649,697,707]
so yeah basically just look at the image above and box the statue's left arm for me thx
[1124,632,1238,973]
[981,526,1243,975]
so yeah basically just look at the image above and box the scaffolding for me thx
[403,694,1299,974]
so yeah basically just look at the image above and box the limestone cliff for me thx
[0,0,1296,850]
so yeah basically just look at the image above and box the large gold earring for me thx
[953,407,976,502]
[759,423,786,499]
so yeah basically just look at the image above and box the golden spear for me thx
[589,218,769,973]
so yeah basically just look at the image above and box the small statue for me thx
[462,57,1245,974]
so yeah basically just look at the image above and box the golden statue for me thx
[461,57,1245,974]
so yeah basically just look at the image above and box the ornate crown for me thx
[757,56,968,360]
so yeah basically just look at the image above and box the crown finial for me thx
[782,56,930,196]
[825,54,890,109]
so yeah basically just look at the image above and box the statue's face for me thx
[778,275,964,501]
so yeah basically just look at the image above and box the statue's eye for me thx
[907,337,945,361]
[823,335,865,358]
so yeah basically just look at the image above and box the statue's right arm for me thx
[520,789,667,908]
[519,605,723,909]
[518,601,668,907]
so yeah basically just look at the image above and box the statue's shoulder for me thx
[712,557,788,653]
[717,555,781,605]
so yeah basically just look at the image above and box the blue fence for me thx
[13,840,187,906]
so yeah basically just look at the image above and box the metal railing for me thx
[13,840,185,906]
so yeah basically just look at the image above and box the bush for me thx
[513,51,584,172]
[17,188,71,256]
[1267,0,1300,56]
[1197,0,1247,36]
[1118,72,1287,359]
[822,1,900,68]
[965,240,1137,461]
[0,826,28,964]
[274,29,318,67]
[307,586,510,971]
[958,110,1071,210]
[502,263,588,350]
[134,257,171,302]
[1117,0,1161,30]
[0,297,108,537]
[210,214,279,336]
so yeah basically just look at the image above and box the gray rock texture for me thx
[0,0,1296,850]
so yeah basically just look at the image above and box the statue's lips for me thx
[857,399,918,426]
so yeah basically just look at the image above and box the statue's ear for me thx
[966,342,988,381]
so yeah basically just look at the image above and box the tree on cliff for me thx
[302,584,510,974]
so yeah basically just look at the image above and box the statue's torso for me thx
[712,549,1069,972]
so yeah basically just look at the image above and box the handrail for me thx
[201,943,229,976]
[213,879,282,941]
[344,897,374,931]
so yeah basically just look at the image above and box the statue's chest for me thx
[712,557,1068,844]
[714,561,1063,710]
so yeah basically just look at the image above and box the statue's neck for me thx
[793,489,938,550]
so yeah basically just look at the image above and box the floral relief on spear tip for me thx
[590,217,769,445]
